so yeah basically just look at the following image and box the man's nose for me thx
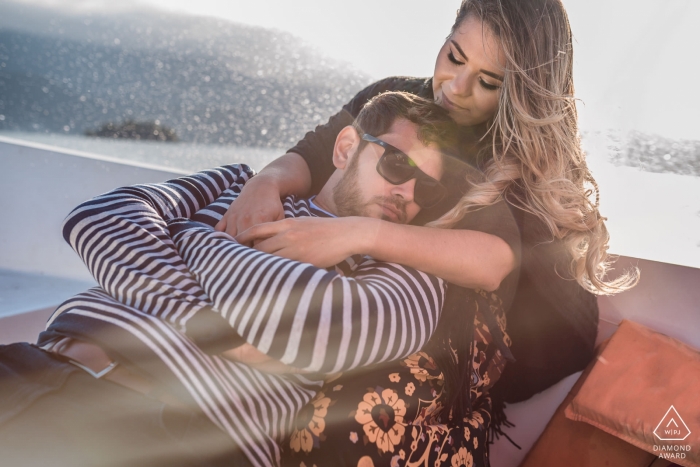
[390,178,417,203]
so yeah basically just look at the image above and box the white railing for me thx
[0,135,187,281]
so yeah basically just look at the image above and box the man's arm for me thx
[63,164,444,375]
[61,165,255,325]
[169,219,446,374]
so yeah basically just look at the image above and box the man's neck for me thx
[313,172,342,216]
[311,191,336,216]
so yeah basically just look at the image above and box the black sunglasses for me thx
[362,133,447,209]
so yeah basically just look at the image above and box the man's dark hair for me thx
[352,91,459,155]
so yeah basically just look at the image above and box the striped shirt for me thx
[45,164,446,467]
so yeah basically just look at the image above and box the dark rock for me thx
[85,120,178,142]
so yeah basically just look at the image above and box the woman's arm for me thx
[213,105,354,239]
[236,216,517,292]
[214,152,312,236]
[359,219,516,292]
[215,77,426,238]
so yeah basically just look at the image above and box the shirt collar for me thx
[308,196,336,218]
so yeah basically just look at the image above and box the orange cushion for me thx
[565,320,700,467]
[520,340,655,467]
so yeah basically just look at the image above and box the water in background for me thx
[5,128,700,179]
[602,130,700,178]
[0,131,282,172]
[3,127,700,270]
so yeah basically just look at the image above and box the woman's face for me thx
[433,15,505,127]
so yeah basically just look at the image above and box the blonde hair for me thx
[429,0,638,294]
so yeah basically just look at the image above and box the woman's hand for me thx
[215,152,313,237]
[215,174,286,237]
[235,217,376,269]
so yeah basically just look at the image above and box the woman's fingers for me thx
[237,217,364,268]
[235,221,288,246]
[243,228,322,265]
[214,217,228,233]
[216,176,286,237]
[236,207,286,236]
[248,231,306,260]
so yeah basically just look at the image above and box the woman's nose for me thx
[449,69,473,97]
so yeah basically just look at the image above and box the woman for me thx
[221,0,636,465]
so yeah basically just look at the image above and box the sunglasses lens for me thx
[378,151,415,184]
[414,178,447,208]
[369,135,446,209]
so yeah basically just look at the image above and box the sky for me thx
[5,0,700,140]
[149,0,699,140]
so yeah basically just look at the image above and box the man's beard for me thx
[332,155,408,223]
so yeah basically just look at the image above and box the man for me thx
[0,92,459,467]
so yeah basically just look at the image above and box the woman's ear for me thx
[333,126,360,170]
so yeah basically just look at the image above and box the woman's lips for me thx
[439,90,468,113]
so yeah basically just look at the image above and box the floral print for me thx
[403,352,443,384]
[451,447,474,467]
[282,289,509,467]
[355,389,407,453]
[289,392,331,453]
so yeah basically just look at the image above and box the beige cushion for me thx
[565,320,700,467]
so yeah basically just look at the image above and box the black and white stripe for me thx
[51,164,446,467]
[170,223,444,374]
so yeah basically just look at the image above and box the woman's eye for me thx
[479,78,499,91]
[447,51,462,65]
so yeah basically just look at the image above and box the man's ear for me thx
[333,126,360,170]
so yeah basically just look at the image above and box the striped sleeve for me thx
[44,287,319,467]
[60,165,254,325]
[169,220,446,374]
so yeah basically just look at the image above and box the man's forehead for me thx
[381,118,418,140]
[379,120,426,153]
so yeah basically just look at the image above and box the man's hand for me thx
[215,175,286,237]
[222,344,308,375]
[235,217,376,269]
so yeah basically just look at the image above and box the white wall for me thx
[0,136,187,280]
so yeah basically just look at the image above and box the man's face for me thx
[332,119,444,224]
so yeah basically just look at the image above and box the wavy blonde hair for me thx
[428,0,638,295]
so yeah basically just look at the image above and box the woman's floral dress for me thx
[282,289,510,467]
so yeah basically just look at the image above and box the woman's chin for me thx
[448,109,482,127]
